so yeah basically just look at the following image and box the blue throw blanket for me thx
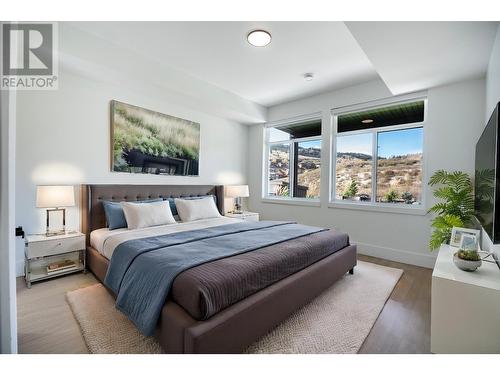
[104,220,326,335]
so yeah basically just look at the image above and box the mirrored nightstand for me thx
[24,231,86,288]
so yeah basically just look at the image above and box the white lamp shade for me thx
[36,185,75,208]
[225,185,250,198]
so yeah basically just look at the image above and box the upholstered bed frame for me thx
[80,184,357,353]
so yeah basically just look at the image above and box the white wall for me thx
[0,88,18,354]
[248,78,486,268]
[486,25,500,119]
[0,22,18,352]
[15,67,250,275]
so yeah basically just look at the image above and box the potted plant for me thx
[428,170,474,250]
[453,249,482,271]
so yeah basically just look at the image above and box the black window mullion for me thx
[292,142,299,198]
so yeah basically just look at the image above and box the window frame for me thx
[330,95,427,214]
[263,112,322,204]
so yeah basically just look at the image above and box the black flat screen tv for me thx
[475,102,500,247]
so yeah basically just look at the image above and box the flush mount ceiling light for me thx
[304,73,314,81]
[361,119,374,124]
[247,29,272,47]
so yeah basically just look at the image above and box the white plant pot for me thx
[453,253,482,272]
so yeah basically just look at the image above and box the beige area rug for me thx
[66,261,402,354]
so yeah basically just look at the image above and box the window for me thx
[333,99,425,206]
[268,143,290,197]
[265,117,322,200]
[376,127,423,204]
[335,133,372,201]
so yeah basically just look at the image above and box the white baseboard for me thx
[354,241,437,269]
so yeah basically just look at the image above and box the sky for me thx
[336,133,372,155]
[336,127,423,158]
[299,140,321,149]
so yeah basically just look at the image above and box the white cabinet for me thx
[431,244,500,353]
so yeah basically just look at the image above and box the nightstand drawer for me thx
[240,215,259,222]
[225,212,259,221]
[26,235,85,259]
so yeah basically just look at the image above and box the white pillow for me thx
[174,197,221,222]
[121,200,176,229]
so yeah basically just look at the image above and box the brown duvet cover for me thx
[171,229,349,320]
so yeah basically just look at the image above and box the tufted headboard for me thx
[80,184,225,246]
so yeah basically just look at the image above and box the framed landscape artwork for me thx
[110,100,200,176]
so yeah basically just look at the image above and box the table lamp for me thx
[36,185,75,236]
[225,185,249,214]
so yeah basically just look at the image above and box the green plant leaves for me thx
[343,180,358,198]
[430,230,449,251]
[385,189,399,202]
[428,170,473,251]
[457,249,481,261]
[429,214,464,250]
[431,214,463,229]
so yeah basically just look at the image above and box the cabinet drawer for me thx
[26,236,85,259]
[242,215,259,222]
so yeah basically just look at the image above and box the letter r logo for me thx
[2,23,53,76]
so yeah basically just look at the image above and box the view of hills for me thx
[336,152,372,161]
[269,146,422,203]
[268,145,321,198]
[336,152,422,203]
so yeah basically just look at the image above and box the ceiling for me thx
[70,22,378,107]
[338,100,425,133]
[346,22,498,95]
[70,21,498,108]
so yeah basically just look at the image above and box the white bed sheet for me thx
[90,216,241,260]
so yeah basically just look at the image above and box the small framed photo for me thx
[450,227,480,248]
[459,233,479,251]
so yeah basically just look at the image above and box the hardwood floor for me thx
[16,255,432,354]
[357,255,432,354]
[16,272,97,354]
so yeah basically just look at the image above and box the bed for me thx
[80,184,357,353]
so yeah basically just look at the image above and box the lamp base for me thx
[233,198,243,214]
[45,208,66,237]
[45,230,67,237]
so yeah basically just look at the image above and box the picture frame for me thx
[110,100,200,176]
[459,233,479,251]
[450,227,480,248]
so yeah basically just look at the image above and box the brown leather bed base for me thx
[87,243,357,354]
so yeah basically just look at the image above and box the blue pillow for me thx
[102,198,162,230]
[166,195,217,216]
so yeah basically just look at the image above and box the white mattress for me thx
[90,217,241,260]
